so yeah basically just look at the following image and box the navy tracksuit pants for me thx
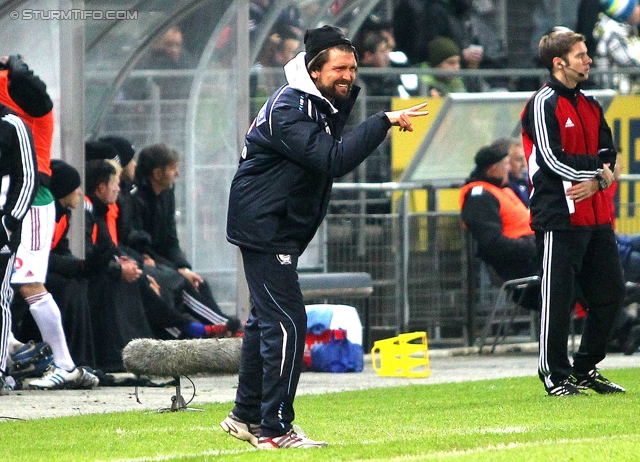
[537,228,625,388]
[232,248,307,438]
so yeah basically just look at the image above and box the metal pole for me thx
[59,0,85,258]
[235,0,251,321]
[401,189,410,332]
[149,80,161,142]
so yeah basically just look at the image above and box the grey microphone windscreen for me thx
[122,337,242,377]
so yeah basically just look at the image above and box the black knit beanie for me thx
[50,159,81,200]
[304,25,352,65]
[85,140,120,164]
[474,145,508,170]
[98,136,136,167]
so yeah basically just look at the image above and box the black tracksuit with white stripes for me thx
[0,104,37,375]
[521,76,624,388]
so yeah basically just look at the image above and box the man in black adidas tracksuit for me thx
[521,28,626,396]
[221,26,428,448]
[0,103,37,392]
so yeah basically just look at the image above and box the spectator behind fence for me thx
[132,25,196,101]
[251,8,303,108]
[255,24,302,71]
[593,0,640,93]
[530,1,579,66]
[354,30,404,97]
[521,28,626,396]
[358,13,413,78]
[0,55,99,391]
[128,143,235,334]
[576,0,605,57]
[221,24,428,449]
[350,29,405,210]
[422,36,467,97]
[468,0,509,71]
[393,0,483,70]
[360,13,398,51]
[255,6,302,69]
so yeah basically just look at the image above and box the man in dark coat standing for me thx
[221,25,428,449]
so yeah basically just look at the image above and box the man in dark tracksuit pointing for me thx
[221,25,428,449]
[521,28,626,396]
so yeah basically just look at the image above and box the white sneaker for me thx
[257,428,328,449]
[220,412,261,447]
[29,365,99,390]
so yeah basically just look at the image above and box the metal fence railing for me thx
[326,181,640,349]
[326,183,472,347]
[91,67,640,346]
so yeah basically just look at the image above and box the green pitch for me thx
[2,368,639,461]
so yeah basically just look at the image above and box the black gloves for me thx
[598,148,617,167]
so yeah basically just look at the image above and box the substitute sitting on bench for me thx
[460,143,540,310]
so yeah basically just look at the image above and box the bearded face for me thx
[310,48,357,102]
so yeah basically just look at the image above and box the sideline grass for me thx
[2,368,640,461]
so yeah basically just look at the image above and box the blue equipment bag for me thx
[310,329,364,373]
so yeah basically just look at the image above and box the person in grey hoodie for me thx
[221,25,428,449]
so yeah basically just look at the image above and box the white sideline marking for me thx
[349,434,639,461]
[101,447,255,462]
[95,431,638,461]
[114,426,215,436]
[473,426,527,435]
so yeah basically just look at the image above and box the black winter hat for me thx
[85,140,120,164]
[474,145,508,170]
[98,135,136,167]
[50,159,81,200]
[304,25,353,65]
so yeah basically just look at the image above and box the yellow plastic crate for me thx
[371,332,430,377]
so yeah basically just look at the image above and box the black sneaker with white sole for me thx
[573,369,626,394]
[545,378,585,396]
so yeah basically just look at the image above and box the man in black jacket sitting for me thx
[128,143,233,332]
